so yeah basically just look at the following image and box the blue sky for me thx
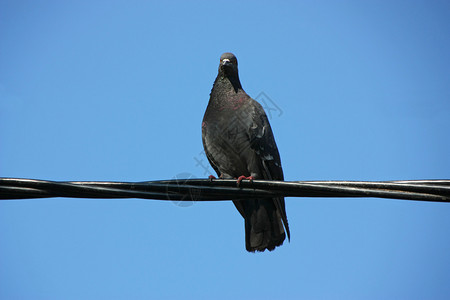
[1,1,450,299]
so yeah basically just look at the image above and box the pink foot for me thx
[208,175,216,181]
[236,175,254,187]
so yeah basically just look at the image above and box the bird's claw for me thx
[236,175,254,187]
[208,175,216,181]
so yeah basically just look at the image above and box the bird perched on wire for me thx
[202,52,290,252]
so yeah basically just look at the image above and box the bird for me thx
[202,52,290,252]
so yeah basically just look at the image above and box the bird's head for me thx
[219,52,238,76]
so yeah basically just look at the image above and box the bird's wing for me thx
[247,99,283,180]
[247,99,290,239]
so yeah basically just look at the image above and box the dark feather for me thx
[202,52,290,252]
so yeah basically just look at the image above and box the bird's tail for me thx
[243,198,287,252]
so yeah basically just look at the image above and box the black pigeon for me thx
[202,52,290,252]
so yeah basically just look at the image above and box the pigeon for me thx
[202,52,290,252]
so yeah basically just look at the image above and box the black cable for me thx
[1,178,449,202]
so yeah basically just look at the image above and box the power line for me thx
[1,178,449,202]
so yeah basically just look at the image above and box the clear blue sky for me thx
[1,1,450,299]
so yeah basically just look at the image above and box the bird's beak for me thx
[222,59,231,66]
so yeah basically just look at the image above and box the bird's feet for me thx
[208,175,216,181]
[236,175,254,187]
